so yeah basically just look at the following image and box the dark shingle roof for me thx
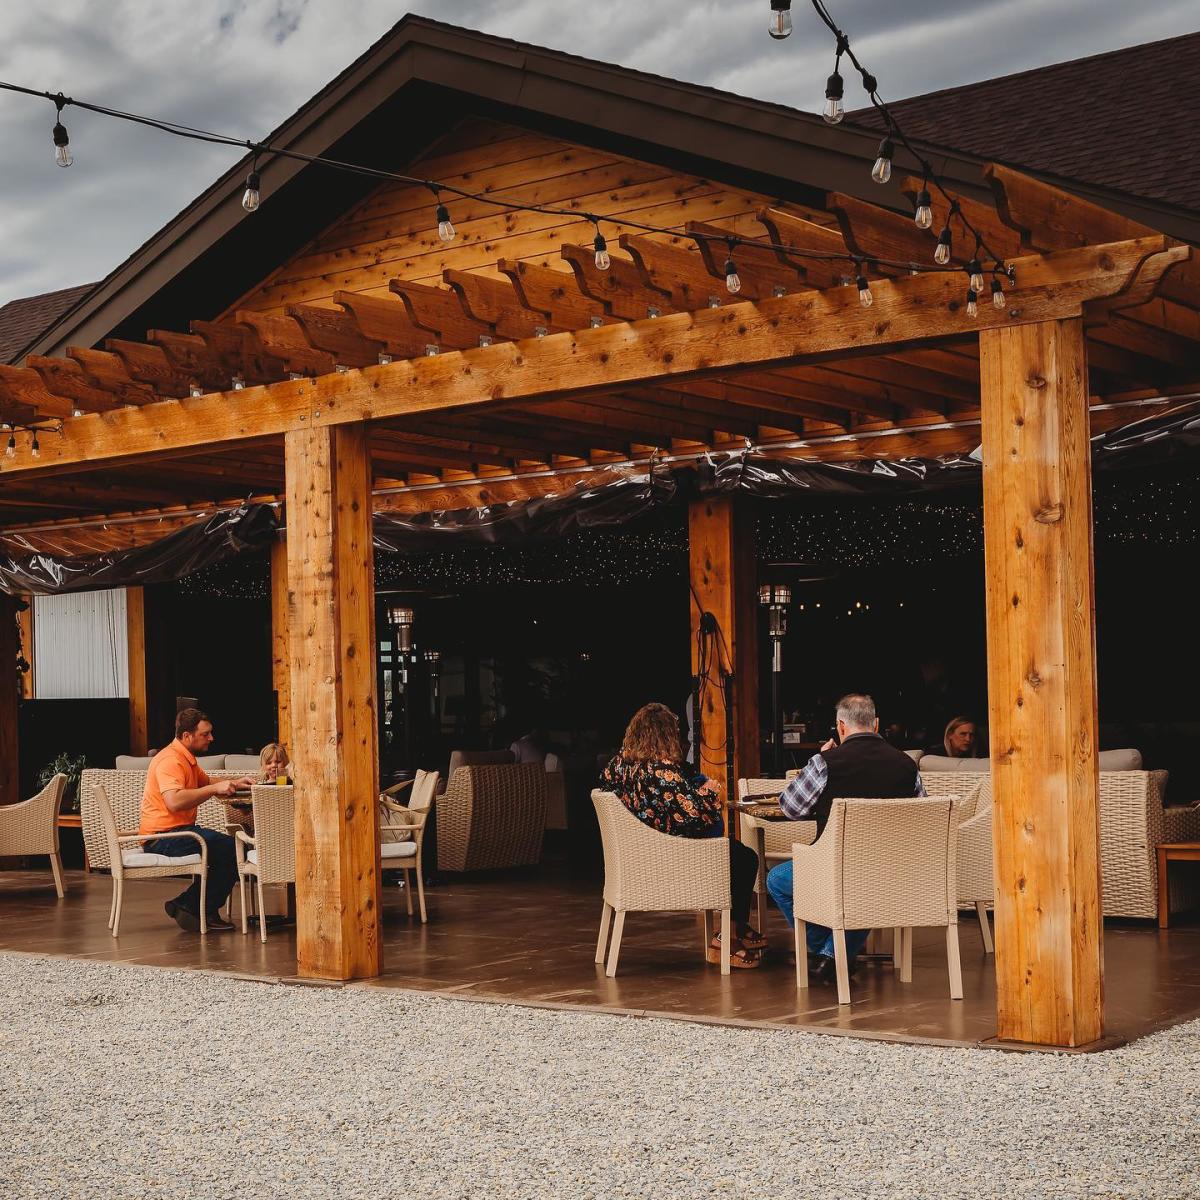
[0,283,97,364]
[851,32,1200,214]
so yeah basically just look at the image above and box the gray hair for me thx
[836,693,876,731]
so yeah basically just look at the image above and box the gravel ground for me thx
[2,952,1198,1200]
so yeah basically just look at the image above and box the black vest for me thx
[813,733,920,835]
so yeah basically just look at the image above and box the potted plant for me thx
[37,752,88,814]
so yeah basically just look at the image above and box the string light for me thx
[768,0,793,39]
[30,433,40,459]
[934,225,953,266]
[71,405,84,418]
[823,68,845,124]
[433,188,455,243]
[724,240,742,294]
[241,168,261,212]
[991,278,1006,309]
[966,256,985,292]
[856,271,873,308]
[5,432,14,458]
[870,135,893,184]
[966,288,979,318]
[51,96,71,168]
[913,186,933,230]
[592,219,610,271]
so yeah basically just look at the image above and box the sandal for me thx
[706,936,763,969]
[738,926,768,951]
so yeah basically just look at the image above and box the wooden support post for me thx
[688,497,760,800]
[270,534,292,750]
[1,593,20,806]
[16,598,34,700]
[981,316,1103,1048]
[284,422,382,981]
[126,586,149,755]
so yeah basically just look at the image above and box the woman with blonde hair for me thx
[600,702,764,968]
[942,716,979,759]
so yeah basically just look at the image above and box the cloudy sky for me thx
[0,0,1196,305]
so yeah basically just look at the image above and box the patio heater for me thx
[758,582,791,774]
[388,604,415,768]
[424,649,441,719]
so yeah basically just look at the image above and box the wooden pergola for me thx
[2,22,1198,1048]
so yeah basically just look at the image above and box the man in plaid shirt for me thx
[766,693,925,984]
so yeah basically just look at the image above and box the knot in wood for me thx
[1026,670,1043,689]
[1026,374,1047,390]
[1034,503,1064,524]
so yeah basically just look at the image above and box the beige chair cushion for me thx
[920,748,1143,773]
[122,849,201,868]
[224,754,264,773]
[381,841,418,860]
[246,849,259,865]
[114,755,154,770]
[197,755,227,771]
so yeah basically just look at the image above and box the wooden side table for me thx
[1157,842,1200,928]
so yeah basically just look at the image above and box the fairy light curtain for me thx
[32,587,128,699]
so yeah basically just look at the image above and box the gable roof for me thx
[0,283,96,364]
[851,32,1200,216]
[16,18,1200,367]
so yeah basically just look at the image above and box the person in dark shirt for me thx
[767,693,925,983]
[601,702,763,968]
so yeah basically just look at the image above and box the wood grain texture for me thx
[16,598,33,700]
[285,422,382,981]
[270,534,292,751]
[0,237,1175,482]
[125,586,148,756]
[688,497,760,804]
[980,316,1103,1048]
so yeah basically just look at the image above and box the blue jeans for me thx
[144,824,237,918]
[766,859,870,962]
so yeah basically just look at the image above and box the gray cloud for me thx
[0,0,1196,304]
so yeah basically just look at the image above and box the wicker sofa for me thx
[436,763,547,872]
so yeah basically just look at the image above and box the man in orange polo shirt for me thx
[141,707,254,932]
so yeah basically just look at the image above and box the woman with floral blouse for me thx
[600,702,764,968]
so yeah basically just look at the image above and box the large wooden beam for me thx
[688,497,760,800]
[270,533,292,751]
[0,593,20,805]
[126,586,149,755]
[285,422,382,981]
[0,238,1184,482]
[981,316,1103,1048]
[16,598,34,700]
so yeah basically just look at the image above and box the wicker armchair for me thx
[379,769,438,923]
[737,777,816,931]
[80,768,236,871]
[922,771,985,821]
[591,789,733,976]
[234,785,295,942]
[0,774,67,897]
[93,783,209,936]
[436,764,547,872]
[792,796,962,1005]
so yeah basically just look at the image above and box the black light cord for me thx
[808,0,1012,281]
[0,76,1007,284]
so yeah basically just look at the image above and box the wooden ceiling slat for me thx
[24,358,124,414]
[104,339,194,398]
[332,292,436,359]
[441,269,550,339]
[559,245,671,319]
[235,312,337,376]
[147,330,233,391]
[619,234,741,308]
[687,221,811,292]
[496,259,606,329]
[190,320,286,385]
[66,348,160,407]
[825,192,959,269]
[755,207,857,288]
[388,278,492,347]
[286,303,387,368]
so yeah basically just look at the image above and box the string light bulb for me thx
[856,273,873,308]
[934,225,953,266]
[768,0,793,39]
[30,433,40,459]
[966,288,979,318]
[823,71,845,124]
[5,432,14,458]
[966,257,985,291]
[914,188,933,230]
[592,222,610,271]
[724,242,742,294]
[435,199,455,243]
[871,137,894,184]
[71,405,84,418]
[52,114,72,168]
[991,277,1006,309]
[241,170,261,213]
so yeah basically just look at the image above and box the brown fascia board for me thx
[30,15,1186,362]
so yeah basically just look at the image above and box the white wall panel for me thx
[32,589,129,699]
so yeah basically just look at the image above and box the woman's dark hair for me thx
[620,702,683,764]
[175,707,210,738]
